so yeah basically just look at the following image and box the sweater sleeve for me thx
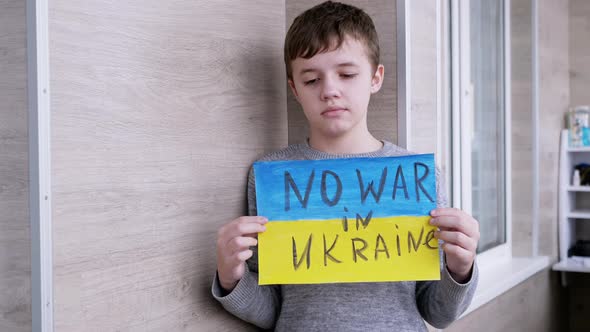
[415,261,478,328]
[211,167,281,330]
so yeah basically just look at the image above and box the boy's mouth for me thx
[321,107,348,116]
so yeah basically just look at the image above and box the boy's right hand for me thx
[216,216,268,292]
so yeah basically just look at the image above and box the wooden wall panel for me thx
[286,0,397,145]
[538,0,569,257]
[568,1,590,329]
[511,0,534,256]
[409,0,438,154]
[0,1,32,331]
[49,1,287,330]
[445,269,564,332]
[509,0,571,259]
[570,0,590,106]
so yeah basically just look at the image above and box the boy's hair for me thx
[284,1,380,80]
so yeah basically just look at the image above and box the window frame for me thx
[434,0,550,320]
[447,0,512,265]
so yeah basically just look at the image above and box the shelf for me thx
[566,147,590,152]
[552,259,590,273]
[567,186,590,192]
[567,210,590,219]
[558,130,590,279]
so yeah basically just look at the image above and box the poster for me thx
[253,154,440,285]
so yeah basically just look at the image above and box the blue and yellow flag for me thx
[253,154,440,285]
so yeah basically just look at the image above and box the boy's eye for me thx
[303,78,319,86]
[341,73,358,79]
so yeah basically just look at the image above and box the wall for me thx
[537,0,570,259]
[570,0,590,246]
[0,1,32,331]
[286,0,397,144]
[408,0,438,154]
[446,270,563,331]
[568,1,590,330]
[511,0,534,257]
[570,0,590,106]
[49,1,287,330]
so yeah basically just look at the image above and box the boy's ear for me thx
[370,64,385,94]
[288,79,299,99]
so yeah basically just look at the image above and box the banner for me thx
[253,154,440,284]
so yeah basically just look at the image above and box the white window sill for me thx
[461,255,551,317]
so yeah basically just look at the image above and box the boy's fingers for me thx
[431,208,478,226]
[219,217,264,236]
[429,214,478,238]
[435,231,477,252]
[237,216,268,224]
[430,207,463,217]
[230,263,247,278]
[234,249,254,263]
[442,243,475,264]
[223,222,267,244]
[429,215,462,231]
[226,236,258,254]
[225,251,246,268]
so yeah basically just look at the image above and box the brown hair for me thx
[284,1,380,79]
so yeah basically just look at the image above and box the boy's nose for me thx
[320,78,341,100]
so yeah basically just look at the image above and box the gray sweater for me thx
[212,141,478,331]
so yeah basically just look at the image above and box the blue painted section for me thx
[253,154,436,221]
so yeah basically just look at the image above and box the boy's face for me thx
[288,36,384,140]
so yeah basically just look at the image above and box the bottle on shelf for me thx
[573,169,581,186]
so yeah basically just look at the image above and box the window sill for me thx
[461,255,551,317]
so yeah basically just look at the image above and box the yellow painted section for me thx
[258,216,441,285]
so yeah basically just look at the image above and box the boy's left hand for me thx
[430,208,480,283]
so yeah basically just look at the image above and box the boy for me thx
[213,2,479,330]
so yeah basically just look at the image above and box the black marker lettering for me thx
[292,234,313,270]
[351,238,368,262]
[392,165,409,200]
[321,170,342,206]
[395,224,401,256]
[341,215,349,232]
[414,163,434,203]
[323,234,342,266]
[355,210,374,230]
[407,226,425,253]
[284,170,315,211]
[424,229,438,249]
[374,233,390,260]
[357,167,388,204]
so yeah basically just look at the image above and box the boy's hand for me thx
[216,216,267,292]
[430,208,480,283]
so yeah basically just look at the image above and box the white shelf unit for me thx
[553,129,590,274]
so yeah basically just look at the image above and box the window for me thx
[447,0,509,255]
[438,0,551,314]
